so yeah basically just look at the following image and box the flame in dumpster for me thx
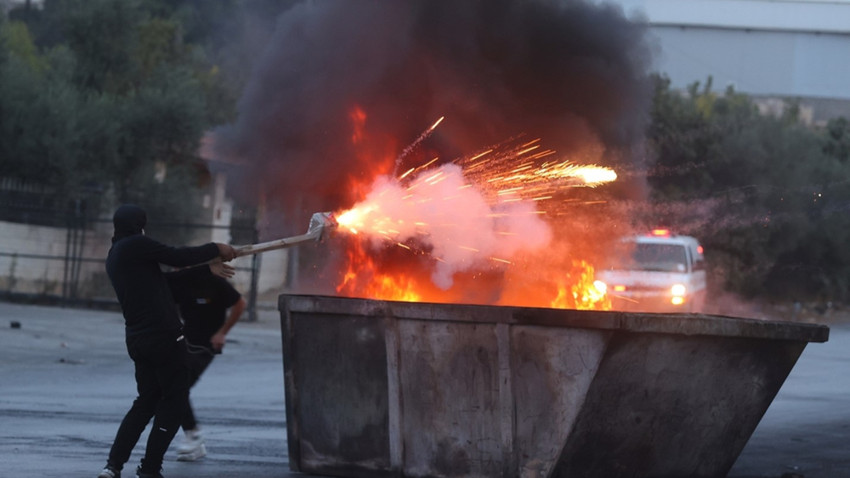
[336,240,424,302]
[552,260,609,310]
[330,110,614,310]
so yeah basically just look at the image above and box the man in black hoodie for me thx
[97,204,236,478]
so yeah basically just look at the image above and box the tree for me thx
[823,117,850,163]
[1,0,245,223]
[647,74,850,302]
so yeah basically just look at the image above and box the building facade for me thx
[609,0,850,123]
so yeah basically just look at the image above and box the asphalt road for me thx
[0,301,846,478]
[1,301,295,478]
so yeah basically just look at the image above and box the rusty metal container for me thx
[278,294,828,478]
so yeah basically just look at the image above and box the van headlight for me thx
[670,284,686,305]
[593,280,607,295]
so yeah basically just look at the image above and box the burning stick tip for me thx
[308,211,339,242]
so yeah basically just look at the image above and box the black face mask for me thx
[112,204,147,243]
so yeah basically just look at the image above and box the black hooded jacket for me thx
[106,204,221,338]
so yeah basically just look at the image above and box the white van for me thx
[595,230,707,313]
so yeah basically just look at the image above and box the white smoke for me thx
[344,163,552,289]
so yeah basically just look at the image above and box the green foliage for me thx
[0,0,257,223]
[135,17,181,79]
[823,117,850,163]
[113,66,206,195]
[648,74,850,302]
[1,20,48,73]
[9,0,71,48]
[63,0,142,94]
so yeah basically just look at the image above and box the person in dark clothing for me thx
[165,265,246,461]
[97,204,236,478]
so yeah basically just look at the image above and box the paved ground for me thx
[727,316,850,478]
[1,301,296,478]
[0,301,846,478]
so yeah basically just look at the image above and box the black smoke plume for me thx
[215,0,653,237]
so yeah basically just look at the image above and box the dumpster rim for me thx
[278,294,829,343]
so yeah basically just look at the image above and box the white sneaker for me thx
[96,466,120,478]
[176,429,206,461]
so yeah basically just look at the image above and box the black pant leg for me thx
[106,339,163,470]
[137,336,189,472]
[182,350,214,431]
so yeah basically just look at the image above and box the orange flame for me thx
[331,111,615,311]
[335,240,423,302]
[550,260,611,310]
[350,106,367,144]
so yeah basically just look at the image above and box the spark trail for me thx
[335,134,617,289]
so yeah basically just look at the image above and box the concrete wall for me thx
[279,295,829,478]
[0,220,112,296]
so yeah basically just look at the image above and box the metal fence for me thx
[0,199,265,321]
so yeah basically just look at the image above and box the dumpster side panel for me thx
[511,326,611,478]
[289,313,393,476]
[279,295,825,478]
[552,333,807,478]
[398,320,502,478]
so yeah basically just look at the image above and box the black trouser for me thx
[182,345,215,431]
[106,332,189,473]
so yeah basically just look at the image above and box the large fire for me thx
[329,109,615,311]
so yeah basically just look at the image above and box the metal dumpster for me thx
[279,294,829,478]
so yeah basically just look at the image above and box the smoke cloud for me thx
[341,164,553,289]
[215,0,654,236]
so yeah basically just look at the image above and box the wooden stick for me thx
[234,229,322,257]
[233,212,336,257]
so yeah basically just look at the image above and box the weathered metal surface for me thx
[551,333,807,478]
[279,294,829,478]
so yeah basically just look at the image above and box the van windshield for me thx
[631,243,688,272]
